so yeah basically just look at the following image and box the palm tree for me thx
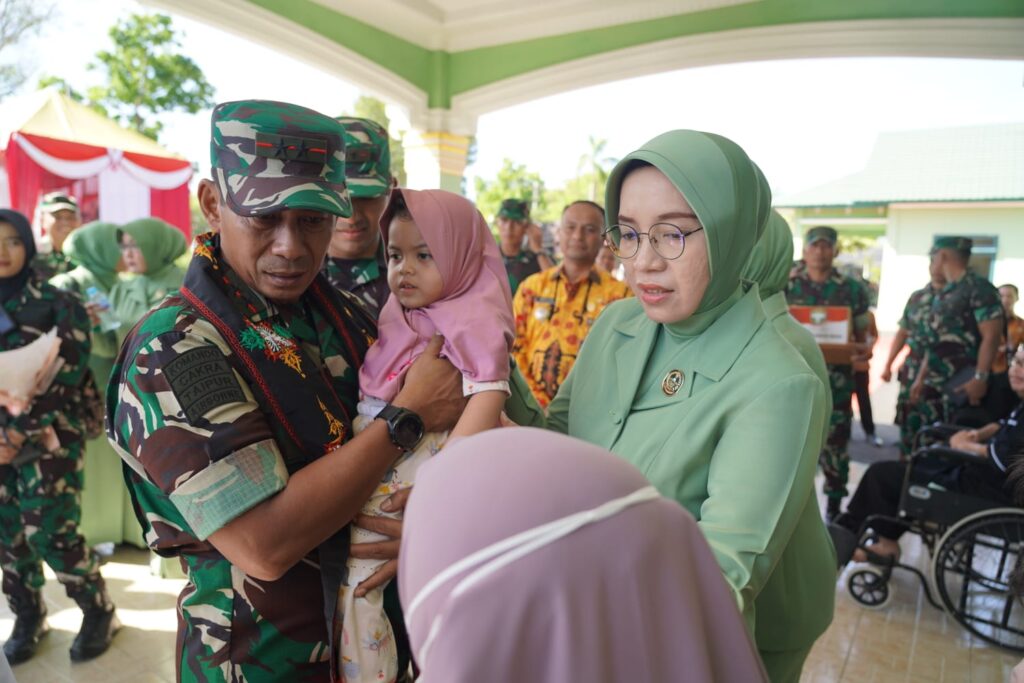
[576,135,617,202]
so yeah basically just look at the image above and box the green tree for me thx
[0,0,50,96]
[36,75,108,116]
[88,13,215,140]
[576,135,616,202]
[473,158,546,224]
[348,95,406,186]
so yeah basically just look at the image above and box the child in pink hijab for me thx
[337,189,514,683]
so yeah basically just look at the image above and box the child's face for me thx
[387,214,444,309]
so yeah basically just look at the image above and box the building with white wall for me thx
[778,122,1024,331]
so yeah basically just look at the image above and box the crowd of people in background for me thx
[0,98,1021,683]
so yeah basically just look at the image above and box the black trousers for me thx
[840,456,1010,540]
[854,370,875,436]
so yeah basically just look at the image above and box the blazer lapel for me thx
[614,314,658,414]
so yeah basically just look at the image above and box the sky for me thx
[9,0,1024,201]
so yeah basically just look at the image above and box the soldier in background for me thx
[107,101,464,682]
[322,117,393,318]
[33,192,82,280]
[496,199,553,294]
[786,226,871,520]
[0,209,118,665]
[880,255,946,458]
[919,236,1003,425]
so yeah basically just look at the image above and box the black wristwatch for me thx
[375,404,425,451]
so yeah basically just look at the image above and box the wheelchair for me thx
[830,423,1024,653]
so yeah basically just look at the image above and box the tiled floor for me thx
[0,547,181,682]
[801,462,1023,682]
[1,465,1021,682]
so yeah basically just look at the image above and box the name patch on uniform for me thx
[164,346,246,424]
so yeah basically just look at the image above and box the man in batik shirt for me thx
[513,200,631,407]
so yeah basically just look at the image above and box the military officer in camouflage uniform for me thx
[918,236,1003,424]
[786,226,871,519]
[881,256,946,457]
[497,199,554,294]
[322,117,393,317]
[32,192,81,281]
[0,209,118,664]
[107,100,463,682]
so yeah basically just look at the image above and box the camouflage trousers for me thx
[895,383,944,459]
[0,441,104,605]
[821,364,854,500]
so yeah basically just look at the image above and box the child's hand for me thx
[350,488,412,597]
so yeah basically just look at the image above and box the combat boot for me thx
[69,588,120,662]
[3,591,49,664]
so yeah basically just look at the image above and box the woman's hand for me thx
[349,488,412,597]
[949,430,975,450]
[880,365,893,383]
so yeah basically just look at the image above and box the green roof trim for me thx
[244,0,1024,109]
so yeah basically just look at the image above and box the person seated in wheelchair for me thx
[833,344,1024,564]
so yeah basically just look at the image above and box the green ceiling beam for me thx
[248,0,1024,110]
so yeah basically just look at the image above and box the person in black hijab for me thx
[0,209,119,664]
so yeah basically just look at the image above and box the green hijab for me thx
[605,130,771,327]
[120,218,188,281]
[62,221,122,291]
[742,209,794,300]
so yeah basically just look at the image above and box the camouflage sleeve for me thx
[851,279,870,332]
[113,326,289,541]
[971,279,1004,325]
[11,293,91,435]
[898,293,915,331]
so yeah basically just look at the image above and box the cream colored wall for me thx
[876,204,1024,332]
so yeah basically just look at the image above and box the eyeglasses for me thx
[603,224,703,260]
[0,237,24,250]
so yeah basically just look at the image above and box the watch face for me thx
[395,414,424,447]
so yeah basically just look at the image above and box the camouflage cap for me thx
[931,235,973,255]
[210,100,352,218]
[336,116,391,199]
[804,225,837,246]
[40,192,79,215]
[498,199,529,222]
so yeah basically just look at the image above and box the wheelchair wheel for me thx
[932,508,1024,653]
[847,566,893,609]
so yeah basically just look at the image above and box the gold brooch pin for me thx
[662,369,684,396]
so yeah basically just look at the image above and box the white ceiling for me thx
[313,0,755,51]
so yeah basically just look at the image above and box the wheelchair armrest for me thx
[919,423,962,439]
[915,445,983,465]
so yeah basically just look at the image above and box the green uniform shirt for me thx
[923,271,1003,385]
[31,250,72,281]
[107,293,365,682]
[322,253,390,319]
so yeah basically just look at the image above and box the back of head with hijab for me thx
[399,427,766,683]
[743,209,794,299]
[62,221,122,291]
[0,209,37,303]
[604,130,771,319]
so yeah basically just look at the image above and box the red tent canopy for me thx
[1,90,193,237]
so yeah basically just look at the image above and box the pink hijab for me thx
[358,189,514,402]
[399,427,767,683]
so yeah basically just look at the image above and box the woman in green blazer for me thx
[50,222,144,546]
[743,209,833,441]
[109,217,187,345]
[513,131,835,682]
